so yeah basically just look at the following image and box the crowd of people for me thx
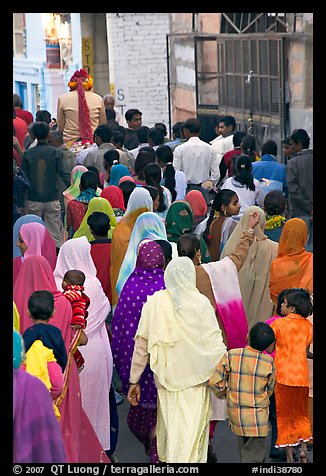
[13,67,313,464]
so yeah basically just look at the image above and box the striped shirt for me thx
[209,346,275,437]
[62,285,90,329]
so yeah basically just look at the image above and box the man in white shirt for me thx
[173,118,220,203]
[210,115,236,185]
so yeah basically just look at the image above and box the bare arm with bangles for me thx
[127,336,149,406]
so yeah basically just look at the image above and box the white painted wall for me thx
[106,13,170,128]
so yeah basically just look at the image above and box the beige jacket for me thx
[57,90,107,143]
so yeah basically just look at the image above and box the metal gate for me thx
[195,34,286,152]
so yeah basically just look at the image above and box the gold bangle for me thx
[129,382,139,386]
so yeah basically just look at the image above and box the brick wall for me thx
[106,13,170,128]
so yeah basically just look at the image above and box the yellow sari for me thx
[73,196,117,241]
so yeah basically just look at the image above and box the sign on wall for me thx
[82,37,94,78]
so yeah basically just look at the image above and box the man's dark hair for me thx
[136,126,150,144]
[261,140,278,157]
[148,127,165,146]
[172,121,183,138]
[63,269,86,286]
[80,170,98,191]
[48,130,64,145]
[125,109,142,122]
[111,130,125,147]
[36,110,51,124]
[249,322,275,351]
[282,136,291,146]
[86,166,101,187]
[264,190,286,216]
[219,115,236,131]
[183,118,201,134]
[154,122,167,136]
[233,131,247,148]
[33,122,50,141]
[134,151,155,179]
[28,290,54,321]
[94,124,112,143]
[177,234,201,260]
[290,129,310,150]
[87,211,111,237]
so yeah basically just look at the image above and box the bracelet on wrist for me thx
[129,381,139,386]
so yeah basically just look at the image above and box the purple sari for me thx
[111,240,166,462]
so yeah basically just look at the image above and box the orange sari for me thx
[269,218,313,309]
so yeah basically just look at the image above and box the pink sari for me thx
[13,255,110,463]
[13,222,57,284]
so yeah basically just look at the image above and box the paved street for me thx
[114,395,313,464]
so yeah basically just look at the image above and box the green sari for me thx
[165,201,211,263]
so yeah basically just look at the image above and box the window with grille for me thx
[13,13,26,57]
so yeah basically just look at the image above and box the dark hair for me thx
[136,126,150,144]
[282,136,291,146]
[233,130,247,148]
[94,124,112,143]
[233,154,255,191]
[119,180,137,208]
[87,211,111,237]
[33,122,50,141]
[80,170,98,191]
[28,290,54,321]
[144,163,166,212]
[261,140,277,157]
[115,125,127,138]
[103,149,120,170]
[154,122,167,136]
[125,109,142,122]
[86,166,101,188]
[148,127,165,146]
[36,110,51,124]
[282,288,313,317]
[138,146,156,160]
[202,189,238,245]
[134,151,155,180]
[276,288,290,315]
[249,322,275,351]
[264,190,286,216]
[156,145,176,201]
[219,115,236,131]
[172,121,183,138]
[144,185,159,201]
[105,108,116,121]
[13,93,22,108]
[183,118,201,134]
[177,233,201,260]
[290,129,310,150]
[241,134,257,162]
[63,269,86,286]
[111,130,125,147]
[154,239,173,264]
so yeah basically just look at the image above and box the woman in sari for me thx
[101,185,126,221]
[109,164,132,186]
[116,212,167,299]
[165,200,211,262]
[111,240,166,462]
[269,218,313,311]
[62,165,88,209]
[127,257,226,463]
[13,214,46,258]
[221,206,279,328]
[54,236,112,454]
[110,187,153,311]
[13,255,109,463]
[13,221,57,284]
[13,330,66,463]
[73,196,117,241]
